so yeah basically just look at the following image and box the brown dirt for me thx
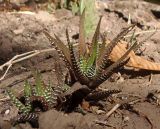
[0,0,160,129]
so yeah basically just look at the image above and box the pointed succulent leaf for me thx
[79,57,88,73]
[24,81,32,111]
[78,17,102,78]
[44,81,58,107]
[79,9,87,57]
[85,66,96,78]
[107,41,138,70]
[86,16,102,70]
[97,34,108,64]
[43,31,71,65]
[7,89,30,114]
[129,29,136,47]
[34,72,44,96]
[90,57,129,89]
[54,60,64,87]
[97,25,135,71]
[85,89,121,101]
[105,24,135,58]
[66,29,90,85]
[24,80,32,98]
[52,59,64,96]
[16,113,38,123]
[90,16,102,52]
[90,41,138,89]
[55,34,73,66]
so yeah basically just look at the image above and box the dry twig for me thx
[105,103,121,119]
[0,48,55,82]
[94,120,116,128]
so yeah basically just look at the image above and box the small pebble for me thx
[5,109,10,115]
[13,28,24,35]
[123,116,130,122]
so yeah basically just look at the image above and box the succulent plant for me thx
[43,10,138,90]
[7,71,62,126]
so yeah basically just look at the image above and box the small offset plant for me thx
[7,71,63,127]
[44,10,138,90]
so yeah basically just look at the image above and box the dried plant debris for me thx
[44,10,138,90]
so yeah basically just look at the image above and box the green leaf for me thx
[24,80,32,98]
[80,0,85,15]
[87,17,102,69]
[7,89,30,114]
[44,82,56,107]
[34,72,44,96]
[79,57,87,72]
[82,0,97,37]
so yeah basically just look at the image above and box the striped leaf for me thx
[24,80,32,98]
[34,72,44,96]
[16,113,38,123]
[43,31,71,66]
[66,29,89,84]
[7,89,30,114]
[85,89,121,101]
[97,25,135,73]
[86,17,102,71]
[90,41,138,89]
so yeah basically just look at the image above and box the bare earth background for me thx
[0,0,160,129]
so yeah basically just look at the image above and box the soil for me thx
[0,0,160,129]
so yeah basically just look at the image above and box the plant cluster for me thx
[7,9,139,128]
[7,71,121,127]
[7,72,63,127]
